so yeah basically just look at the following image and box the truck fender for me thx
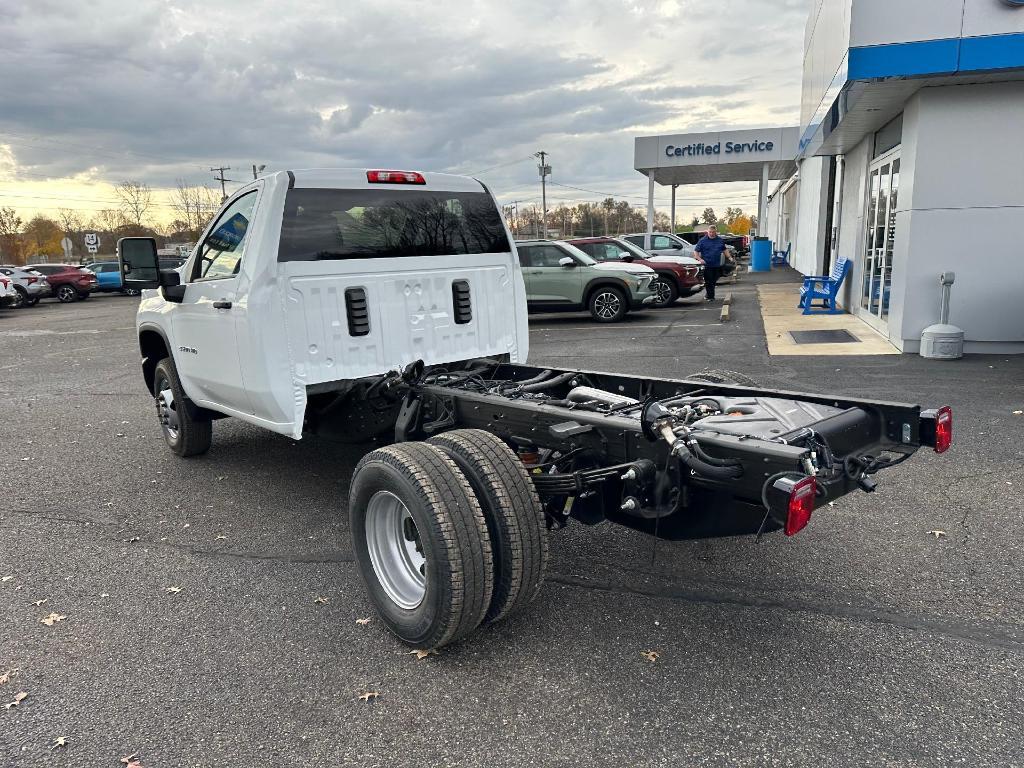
[138,324,214,422]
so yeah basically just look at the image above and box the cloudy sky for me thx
[0,0,806,225]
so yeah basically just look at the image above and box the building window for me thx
[873,114,903,158]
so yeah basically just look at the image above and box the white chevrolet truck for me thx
[120,168,952,649]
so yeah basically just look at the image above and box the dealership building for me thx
[636,0,1024,353]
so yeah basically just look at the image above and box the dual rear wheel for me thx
[349,430,548,649]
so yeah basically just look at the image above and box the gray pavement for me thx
[1,284,1023,767]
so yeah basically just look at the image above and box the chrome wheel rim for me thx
[365,491,426,609]
[11,290,24,308]
[651,280,672,306]
[594,291,622,319]
[57,286,75,302]
[155,376,180,440]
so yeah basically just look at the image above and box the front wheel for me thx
[11,287,26,309]
[350,443,494,649]
[649,277,678,308]
[153,357,212,457]
[588,286,627,322]
[56,285,77,303]
[122,288,141,296]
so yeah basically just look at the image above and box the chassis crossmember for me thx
[386,361,948,540]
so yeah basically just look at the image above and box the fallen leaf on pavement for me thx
[31,599,48,607]
[1,576,12,582]
[121,752,143,767]
[357,691,380,702]
[1013,410,1022,415]
[641,650,661,663]
[355,617,372,626]
[0,669,15,686]
[408,649,438,660]
[165,586,182,594]
[313,596,328,605]
[126,537,140,543]
[40,612,67,626]
[4,691,28,709]
[215,535,227,540]
[927,530,947,539]
[51,736,68,749]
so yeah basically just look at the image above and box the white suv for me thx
[0,266,51,307]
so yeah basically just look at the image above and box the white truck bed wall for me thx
[280,254,529,438]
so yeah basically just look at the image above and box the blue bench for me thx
[771,242,791,266]
[798,258,851,315]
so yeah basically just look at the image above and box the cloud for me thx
[0,0,805,218]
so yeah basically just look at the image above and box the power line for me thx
[467,155,535,175]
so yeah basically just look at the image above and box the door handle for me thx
[213,300,232,309]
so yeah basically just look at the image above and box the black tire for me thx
[649,276,679,308]
[152,357,213,457]
[428,429,548,623]
[79,292,90,300]
[350,442,494,649]
[687,369,760,387]
[24,294,39,307]
[11,287,27,309]
[56,285,77,303]
[588,286,628,323]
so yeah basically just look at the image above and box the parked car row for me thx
[0,256,190,312]
[515,235,714,322]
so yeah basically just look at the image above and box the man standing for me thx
[694,225,726,302]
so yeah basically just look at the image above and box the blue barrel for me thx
[750,237,772,272]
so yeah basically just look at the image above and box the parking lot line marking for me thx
[532,324,716,331]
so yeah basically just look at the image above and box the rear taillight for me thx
[0,278,8,289]
[366,170,426,185]
[25,276,37,285]
[784,476,816,536]
[934,406,952,454]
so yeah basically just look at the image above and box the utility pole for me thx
[211,166,232,200]
[535,151,550,238]
[252,164,266,180]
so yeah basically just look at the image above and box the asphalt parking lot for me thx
[2,285,1023,767]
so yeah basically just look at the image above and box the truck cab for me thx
[124,169,529,441]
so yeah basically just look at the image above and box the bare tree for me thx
[95,208,126,236]
[171,179,219,238]
[115,180,153,228]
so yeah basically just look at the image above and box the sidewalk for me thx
[748,267,900,356]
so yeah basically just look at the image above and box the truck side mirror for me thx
[118,237,160,290]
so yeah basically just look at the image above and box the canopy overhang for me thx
[634,126,799,186]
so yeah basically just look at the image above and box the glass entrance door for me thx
[860,151,900,329]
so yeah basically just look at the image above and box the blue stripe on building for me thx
[848,32,1024,81]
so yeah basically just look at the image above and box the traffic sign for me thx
[84,232,100,248]
[60,237,73,259]
[87,245,98,254]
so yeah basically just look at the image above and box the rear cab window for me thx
[277,188,510,261]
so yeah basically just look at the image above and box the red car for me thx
[26,264,98,302]
[566,236,704,307]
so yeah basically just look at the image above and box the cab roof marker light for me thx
[366,170,426,185]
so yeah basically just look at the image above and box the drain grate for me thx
[789,329,859,344]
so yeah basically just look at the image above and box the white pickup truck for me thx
[119,168,952,649]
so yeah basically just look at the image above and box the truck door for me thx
[519,244,581,307]
[171,190,258,414]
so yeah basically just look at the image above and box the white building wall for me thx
[893,80,1024,352]
[834,136,872,312]
[791,156,830,276]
